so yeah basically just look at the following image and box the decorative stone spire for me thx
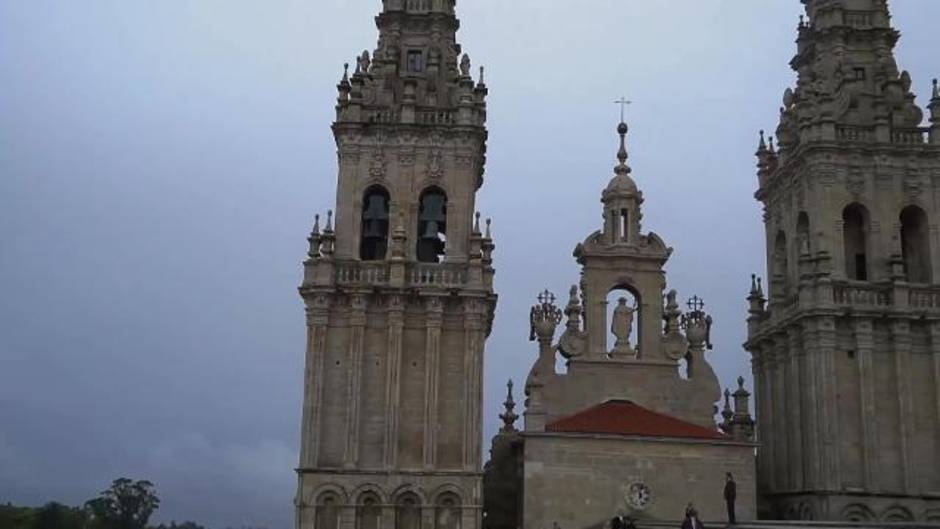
[771,0,924,156]
[615,120,631,176]
[720,388,734,433]
[930,78,940,144]
[499,380,519,433]
[730,376,755,441]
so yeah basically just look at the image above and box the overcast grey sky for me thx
[2,1,939,528]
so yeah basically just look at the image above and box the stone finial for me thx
[325,210,334,232]
[681,296,712,350]
[478,66,485,86]
[474,211,482,235]
[749,274,759,296]
[529,290,563,343]
[499,379,519,433]
[756,130,767,154]
[720,388,734,431]
[485,218,492,239]
[342,63,349,83]
[933,78,939,100]
[307,215,322,259]
[312,214,321,235]
[768,136,776,155]
[615,121,631,176]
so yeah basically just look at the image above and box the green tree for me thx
[85,478,160,529]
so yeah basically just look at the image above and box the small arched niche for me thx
[416,187,447,263]
[356,492,382,529]
[316,492,342,529]
[396,493,422,529]
[843,203,870,281]
[434,493,461,529]
[773,230,789,297]
[606,286,640,357]
[900,205,931,283]
[360,186,391,261]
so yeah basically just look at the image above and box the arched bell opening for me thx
[417,187,447,263]
[315,492,342,529]
[606,286,640,358]
[843,203,870,281]
[900,205,931,283]
[356,492,382,529]
[360,185,391,261]
[434,492,461,529]
[395,492,422,529]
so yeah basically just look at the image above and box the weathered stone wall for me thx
[522,434,756,529]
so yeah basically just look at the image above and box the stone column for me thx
[384,295,405,469]
[345,294,367,468]
[424,296,444,469]
[891,320,916,493]
[786,326,804,491]
[301,294,332,468]
[853,318,878,490]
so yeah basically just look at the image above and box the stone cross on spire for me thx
[614,96,632,124]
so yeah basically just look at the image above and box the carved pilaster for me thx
[891,320,915,493]
[345,293,367,468]
[463,297,485,471]
[818,316,841,490]
[301,294,332,469]
[800,319,819,490]
[786,326,804,491]
[854,318,878,490]
[773,336,789,492]
[384,295,405,469]
[931,322,940,486]
[423,296,444,469]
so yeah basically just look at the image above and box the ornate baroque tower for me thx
[746,0,940,522]
[297,1,496,528]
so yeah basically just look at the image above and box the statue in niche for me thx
[460,53,471,77]
[610,297,637,356]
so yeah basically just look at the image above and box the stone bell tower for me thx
[745,0,940,522]
[296,1,496,528]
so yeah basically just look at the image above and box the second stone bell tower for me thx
[296,1,497,528]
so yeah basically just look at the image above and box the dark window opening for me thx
[847,350,856,360]
[854,67,866,80]
[843,203,870,281]
[901,205,931,283]
[407,50,424,73]
[417,188,447,263]
[360,186,390,261]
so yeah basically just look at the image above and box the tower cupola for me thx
[602,121,643,245]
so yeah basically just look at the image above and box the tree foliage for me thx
[84,478,161,529]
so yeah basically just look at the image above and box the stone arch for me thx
[416,186,448,263]
[881,505,914,522]
[900,204,931,283]
[798,502,815,521]
[784,504,799,521]
[843,202,871,281]
[841,503,876,522]
[306,483,349,505]
[391,484,429,506]
[925,508,940,522]
[315,490,344,529]
[429,483,468,503]
[394,490,424,529]
[352,483,389,504]
[361,184,391,261]
[356,489,383,529]
[434,491,462,529]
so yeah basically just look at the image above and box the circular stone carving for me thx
[626,482,651,510]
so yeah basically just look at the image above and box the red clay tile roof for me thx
[545,400,728,440]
